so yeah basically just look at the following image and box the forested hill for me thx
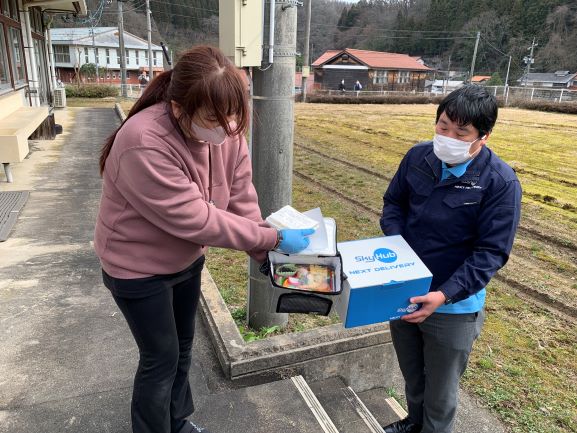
[327,0,577,80]
[56,0,577,81]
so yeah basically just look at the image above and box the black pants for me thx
[110,257,204,433]
[390,311,485,433]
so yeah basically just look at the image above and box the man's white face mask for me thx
[433,134,486,165]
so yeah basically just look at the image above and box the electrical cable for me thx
[149,0,218,14]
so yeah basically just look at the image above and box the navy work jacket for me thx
[380,142,522,303]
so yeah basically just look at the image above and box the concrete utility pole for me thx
[468,31,480,83]
[117,0,127,97]
[248,0,299,330]
[504,55,511,96]
[146,0,153,79]
[443,53,451,94]
[90,26,99,83]
[523,38,537,87]
[301,0,312,102]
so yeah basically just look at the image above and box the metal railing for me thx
[484,85,577,104]
[313,86,577,104]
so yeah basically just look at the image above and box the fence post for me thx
[531,88,535,101]
[559,89,564,103]
[505,86,510,106]
[494,87,497,96]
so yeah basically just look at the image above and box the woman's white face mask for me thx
[433,134,486,165]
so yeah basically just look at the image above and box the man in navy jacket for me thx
[380,85,521,433]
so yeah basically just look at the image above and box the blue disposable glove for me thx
[278,228,315,254]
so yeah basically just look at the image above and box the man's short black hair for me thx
[436,84,498,137]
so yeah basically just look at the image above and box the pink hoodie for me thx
[94,103,277,278]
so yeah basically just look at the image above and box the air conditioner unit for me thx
[53,88,66,108]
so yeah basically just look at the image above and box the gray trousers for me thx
[390,310,485,433]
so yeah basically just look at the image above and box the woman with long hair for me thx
[94,46,313,433]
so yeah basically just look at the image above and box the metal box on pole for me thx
[218,0,263,67]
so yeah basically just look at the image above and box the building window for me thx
[84,47,89,64]
[126,71,130,79]
[0,23,11,90]
[53,44,70,63]
[135,50,140,64]
[153,51,157,66]
[398,71,410,84]
[8,27,25,84]
[95,47,99,65]
[106,48,110,64]
[373,70,388,85]
[112,73,116,79]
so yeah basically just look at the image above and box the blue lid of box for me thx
[337,236,432,289]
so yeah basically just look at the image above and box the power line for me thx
[149,0,218,14]
[102,1,147,14]
[144,9,214,22]
[312,22,475,34]
[480,36,509,58]
[307,34,477,40]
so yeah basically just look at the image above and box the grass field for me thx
[92,98,577,432]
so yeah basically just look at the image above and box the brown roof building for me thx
[471,75,491,83]
[312,48,433,92]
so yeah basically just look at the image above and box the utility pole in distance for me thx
[504,55,512,98]
[468,31,480,83]
[301,0,312,102]
[90,25,99,83]
[523,37,537,86]
[146,0,153,79]
[117,0,127,97]
[248,0,298,330]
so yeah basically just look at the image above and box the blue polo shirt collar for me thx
[441,159,473,180]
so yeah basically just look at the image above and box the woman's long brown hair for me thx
[99,46,250,175]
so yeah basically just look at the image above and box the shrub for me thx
[512,99,577,115]
[65,85,119,98]
[303,93,446,105]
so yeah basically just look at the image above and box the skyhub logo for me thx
[374,248,397,263]
[355,248,397,263]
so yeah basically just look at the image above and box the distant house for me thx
[50,27,164,85]
[517,71,577,88]
[471,75,491,84]
[428,80,464,95]
[312,48,433,92]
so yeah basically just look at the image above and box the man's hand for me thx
[401,291,447,323]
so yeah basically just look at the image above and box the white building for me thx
[429,79,464,95]
[1,0,87,182]
[49,26,164,84]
